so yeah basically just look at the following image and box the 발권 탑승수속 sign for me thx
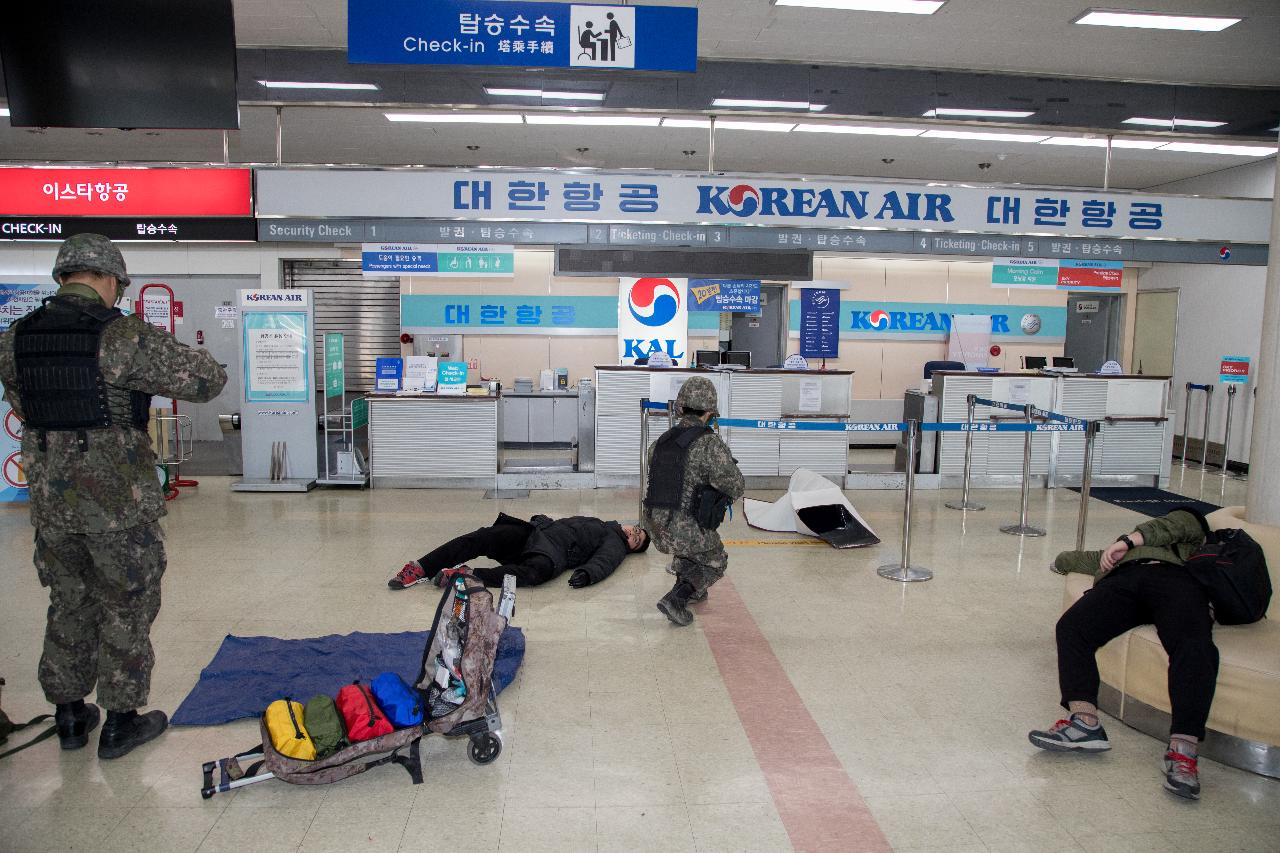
[348,0,697,72]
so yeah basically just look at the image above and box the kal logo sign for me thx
[618,277,689,365]
[697,183,956,223]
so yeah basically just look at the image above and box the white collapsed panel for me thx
[743,467,879,548]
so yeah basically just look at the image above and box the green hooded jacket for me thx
[1054,508,1209,578]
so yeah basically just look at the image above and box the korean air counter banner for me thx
[257,169,1272,243]
[348,0,698,72]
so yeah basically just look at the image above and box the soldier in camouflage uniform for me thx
[643,377,744,626]
[0,234,227,759]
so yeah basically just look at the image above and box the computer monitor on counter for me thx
[1052,356,1075,369]
[1021,356,1048,370]
[694,350,721,368]
[723,351,752,368]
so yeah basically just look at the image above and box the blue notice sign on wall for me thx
[362,243,438,274]
[799,288,840,359]
[688,279,761,314]
[348,0,698,72]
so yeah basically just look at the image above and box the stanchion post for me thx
[878,419,932,582]
[1075,420,1099,551]
[1179,383,1193,466]
[945,393,985,511]
[1001,405,1047,537]
[638,397,650,521]
[1221,384,1236,476]
[1199,385,1214,470]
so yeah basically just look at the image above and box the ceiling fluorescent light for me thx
[775,0,946,14]
[259,80,380,91]
[793,123,923,136]
[1159,142,1278,157]
[716,120,796,132]
[525,115,661,126]
[1073,10,1239,32]
[922,129,1048,143]
[485,87,605,101]
[663,118,713,128]
[922,108,1035,119]
[713,98,813,110]
[1040,136,1164,149]
[1122,116,1226,128]
[386,112,523,124]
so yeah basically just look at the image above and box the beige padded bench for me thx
[1062,505,1280,778]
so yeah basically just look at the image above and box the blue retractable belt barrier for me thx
[971,397,1029,413]
[1187,383,1211,391]
[1040,411,1088,426]
[646,399,1086,432]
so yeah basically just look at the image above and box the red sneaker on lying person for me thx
[388,561,430,590]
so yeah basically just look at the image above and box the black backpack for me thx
[1183,528,1272,625]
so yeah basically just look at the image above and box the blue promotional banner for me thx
[401,294,720,334]
[799,288,840,359]
[375,357,404,391]
[1220,355,1250,384]
[348,0,698,72]
[789,300,1069,343]
[688,279,761,314]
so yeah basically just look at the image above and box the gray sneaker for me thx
[1028,715,1111,752]
[1163,749,1201,800]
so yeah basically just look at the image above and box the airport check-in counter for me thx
[594,365,853,487]
[930,371,1173,486]
[365,394,499,488]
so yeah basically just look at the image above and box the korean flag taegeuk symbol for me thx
[570,5,636,69]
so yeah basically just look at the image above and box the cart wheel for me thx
[468,732,502,765]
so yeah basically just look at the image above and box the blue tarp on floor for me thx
[171,626,524,726]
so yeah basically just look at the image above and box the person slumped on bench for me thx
[388,513,649,589]
[1029,508,1215,800]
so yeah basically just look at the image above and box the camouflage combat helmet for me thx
[51,233,131,287]
[676,376,719,415]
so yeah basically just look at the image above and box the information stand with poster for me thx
[947,314,992,370]
[233,290,317,492]
[0,282,58,502]
[318,332,368,487]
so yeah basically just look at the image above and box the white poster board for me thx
[946,314,992,370]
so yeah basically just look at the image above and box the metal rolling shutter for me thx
[282,260,400,394]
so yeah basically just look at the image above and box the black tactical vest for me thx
[643,424,711,511]
[13,297,151,438]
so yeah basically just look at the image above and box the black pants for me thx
[1056,562,1218,739]
[417,523,557,587]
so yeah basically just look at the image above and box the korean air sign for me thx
[618,277,688,365]
[788,300,1068,342]
[256,170,1272,243]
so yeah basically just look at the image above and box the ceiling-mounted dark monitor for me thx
[1,0,239,129]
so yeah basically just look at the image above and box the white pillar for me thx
[1245,154,1280,524]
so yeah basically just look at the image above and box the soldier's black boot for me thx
[657,580,696,627]
[98,709,168,760]
[54,700,100,750]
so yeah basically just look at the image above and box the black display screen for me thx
[1,0,239,129]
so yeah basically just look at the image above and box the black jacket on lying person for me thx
[417,512,634,587]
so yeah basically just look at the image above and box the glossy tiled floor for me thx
[1,466,1277,852]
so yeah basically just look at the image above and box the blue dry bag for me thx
[370,672,425,728]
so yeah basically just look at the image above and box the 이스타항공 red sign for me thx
[0,168,252,217]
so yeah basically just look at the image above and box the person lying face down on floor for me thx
[1029,507,1215,801]
[389,512,649,589]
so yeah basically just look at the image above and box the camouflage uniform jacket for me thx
[643,415,746,555]
[0,286,228,533]
[1054,508,1208,578]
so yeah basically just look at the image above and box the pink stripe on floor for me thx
[698,577,892,853]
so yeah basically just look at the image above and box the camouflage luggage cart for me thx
[200,570,514,798]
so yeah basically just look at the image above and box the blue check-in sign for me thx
[348,0,698,72]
